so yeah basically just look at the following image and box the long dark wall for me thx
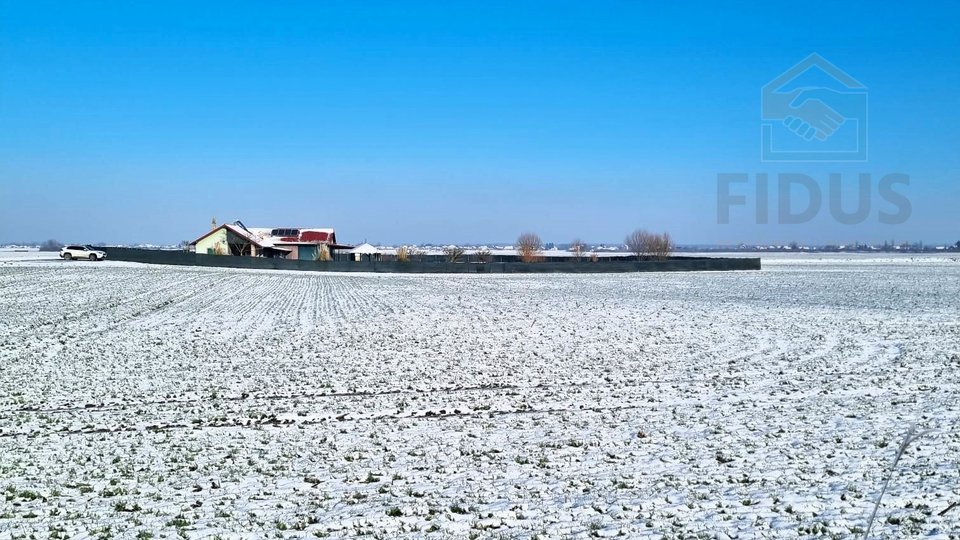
[98,247,760,274]
[98,247,761,273]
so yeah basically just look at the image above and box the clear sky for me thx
[1,1,957,246]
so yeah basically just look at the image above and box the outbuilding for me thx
[348,243,381,262]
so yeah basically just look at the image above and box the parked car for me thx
[60,245,107,261]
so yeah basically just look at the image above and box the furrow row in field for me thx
[0,268,208,338]
[5,374,957,442]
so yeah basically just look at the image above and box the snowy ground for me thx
[0,251,57,262]
[0,257,958,539]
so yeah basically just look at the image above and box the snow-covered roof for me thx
[222,223,264,245]
[191,223,266,247]
[349,243,379,254]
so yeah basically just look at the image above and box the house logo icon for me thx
[761,53,867,162]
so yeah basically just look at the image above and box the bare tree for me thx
[443,246,465,263]
[473,248,492,263]
[625,229,654,260]
[396,246,411,263]
[517,232,543,263]
[570,239,586,261]
[650,232,672,261]
[626,229,672,261]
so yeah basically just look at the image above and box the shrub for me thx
[650,232,672,260]
[396,246,411,263]
[313,244,331,262]
[625,229,653,260]
[625,229,672,261]
[443,246,465,263]
[570,239,586,261]
[517,233,543,263]
[473,248,492,263]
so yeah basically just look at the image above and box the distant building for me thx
[190,221,352,260]
[348,243,381,262]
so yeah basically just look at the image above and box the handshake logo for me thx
[761,53,867,161]
[720,54,908,227]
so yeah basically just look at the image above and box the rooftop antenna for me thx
[211,217,217,230]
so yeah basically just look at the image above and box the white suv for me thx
[60,245,107,261]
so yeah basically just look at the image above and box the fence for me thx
[98,247,760,273]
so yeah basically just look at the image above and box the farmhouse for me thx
[191,221,352,260]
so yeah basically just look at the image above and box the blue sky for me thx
[1,1,957,245]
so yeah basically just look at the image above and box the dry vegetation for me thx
[313,244,332,262]
[625,229,673,261]
[473,248,493,263]
[517,232,543,263]
[443,246,465,263]
[570,239,586,261]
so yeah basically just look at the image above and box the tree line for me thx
[514,229,673,262]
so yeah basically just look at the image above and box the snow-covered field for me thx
[0,257,958,539]
[0,250,55,262]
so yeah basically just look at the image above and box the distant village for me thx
[5,218,960,256]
